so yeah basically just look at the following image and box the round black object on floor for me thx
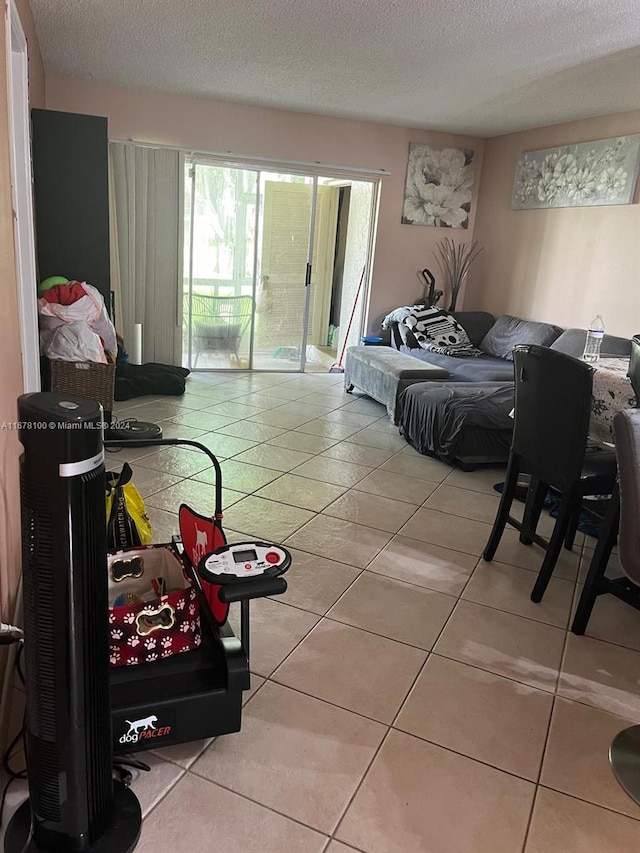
[4,781,142,852]
[610,724,640,805]
[106,420,163,445]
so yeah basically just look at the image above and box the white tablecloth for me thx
[590,357,637,443]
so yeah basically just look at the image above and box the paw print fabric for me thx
[108,544,202,668]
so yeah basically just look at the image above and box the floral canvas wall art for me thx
[402,144,475,229]
[512,135,640,210]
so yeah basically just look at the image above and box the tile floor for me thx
[4,370,640,852]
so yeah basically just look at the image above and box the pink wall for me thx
[0,1,44,622]
[46,75,485,331]
[468,111,640,337]
[16,0,45,108]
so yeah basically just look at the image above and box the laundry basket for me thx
[49,359,116,422]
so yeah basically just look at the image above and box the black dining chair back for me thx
[570,408,640,805]
[628,335,640,402]
[614,408,640,585]
[511,345,594,493]
[572,407,640,635]
[483,345,617,603]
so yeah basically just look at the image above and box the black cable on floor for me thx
[0,642,27,830]
[113,755,151,787]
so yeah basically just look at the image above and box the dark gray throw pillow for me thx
[479,315,563,360]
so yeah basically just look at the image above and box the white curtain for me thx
[110,143,184,365]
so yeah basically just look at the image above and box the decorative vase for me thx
[434,238,483,313]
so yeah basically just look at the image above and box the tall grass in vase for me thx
[434,238,483,312]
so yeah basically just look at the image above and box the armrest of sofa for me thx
[551,328,631,358]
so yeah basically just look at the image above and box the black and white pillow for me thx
[405,308,482,357]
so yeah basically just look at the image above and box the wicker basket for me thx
[50,359,116,414]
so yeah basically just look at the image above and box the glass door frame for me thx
[183,154,381,372]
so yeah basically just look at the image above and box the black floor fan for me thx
[5,393,141,852]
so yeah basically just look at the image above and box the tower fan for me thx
[5,393,141,853]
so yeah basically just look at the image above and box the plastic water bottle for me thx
[582,315,605,362]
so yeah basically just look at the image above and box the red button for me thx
[265,551,280,564]
[244,563,252,570]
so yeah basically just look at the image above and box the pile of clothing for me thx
[38,276,116,363]
[38,276,190,400]
[114,343,189,400]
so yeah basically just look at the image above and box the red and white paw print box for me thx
[107,544,202,668]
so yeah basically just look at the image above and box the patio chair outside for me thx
[190,294,253,367]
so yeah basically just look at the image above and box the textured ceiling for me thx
[30,0,640,136]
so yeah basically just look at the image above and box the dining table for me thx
[590,357,637,444]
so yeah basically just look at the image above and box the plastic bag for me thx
[106,463,153,549]
[39,282,117,357]
[40,320,108,363]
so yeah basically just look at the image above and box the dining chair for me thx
[482,345,617,603]
[572,407,640,633]
[570,408,640,805]
[628,334,640,401]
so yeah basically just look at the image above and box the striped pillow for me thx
[405,308,482,357]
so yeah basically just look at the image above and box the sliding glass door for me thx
[183,164,316,371]
[252,173,315,370]
[183,163,257,369]
[183,159,378,372]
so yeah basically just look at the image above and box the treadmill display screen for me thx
[233,548,258,564]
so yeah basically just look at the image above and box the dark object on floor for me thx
[571,409,640,805]
[493,480,605,539]
[399,381,514,468]
[482,345,617,603]
[107,419,163,445]
[114,361,190,401]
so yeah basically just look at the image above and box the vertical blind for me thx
[110,143,184,365]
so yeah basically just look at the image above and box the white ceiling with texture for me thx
[30,0,640,136]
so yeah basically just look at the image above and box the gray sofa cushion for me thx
[449,357,515,382]
[479,315,563,360]
[550,328,631,359]
[451,311,496,347]
[396,344,515,381]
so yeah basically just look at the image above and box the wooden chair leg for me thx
[530,489,577,603]
[571,487,620,634]
[483,454,519,562]
[519,477,546,545]
[564,501,582,550]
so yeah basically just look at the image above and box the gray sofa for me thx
[387,312,631,468]
[388,311,630,377]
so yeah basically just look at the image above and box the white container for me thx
[583,315,605,362]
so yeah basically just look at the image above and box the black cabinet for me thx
[31,109,111,305]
